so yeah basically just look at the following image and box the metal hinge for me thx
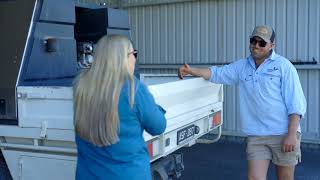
[18,158,23,180]
[17,92,46,100]
[40,121,48,139]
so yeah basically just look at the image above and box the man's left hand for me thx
[282,134,297,153]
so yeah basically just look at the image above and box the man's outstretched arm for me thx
[178,64,211,80]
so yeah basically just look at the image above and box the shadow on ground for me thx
[177,138,320,180]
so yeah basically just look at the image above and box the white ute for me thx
[0,0,223,179]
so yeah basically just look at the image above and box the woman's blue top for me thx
[75,79,166,180]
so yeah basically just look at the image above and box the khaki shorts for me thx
[246,133,301,166]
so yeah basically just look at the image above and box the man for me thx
[178,25,306,180]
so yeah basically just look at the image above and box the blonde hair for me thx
[74,35,135,147]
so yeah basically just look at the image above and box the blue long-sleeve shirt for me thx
[209,50,306,136]
[76,78,166,180]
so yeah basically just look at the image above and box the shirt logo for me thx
[267,67,279,72]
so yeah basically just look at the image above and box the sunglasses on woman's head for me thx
[129,50,138,58]
[250,38,267,47]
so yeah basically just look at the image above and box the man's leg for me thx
[275,165,295,180]
[246,136,272,180]
[248,160,270,180]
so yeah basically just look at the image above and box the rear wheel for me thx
[153,171,163,180]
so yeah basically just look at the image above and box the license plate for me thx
[177,125,195,145]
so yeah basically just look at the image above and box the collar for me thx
[268,50,278,61]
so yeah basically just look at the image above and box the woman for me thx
[73,35,166,180]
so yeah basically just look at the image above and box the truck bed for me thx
[0,78,223,180]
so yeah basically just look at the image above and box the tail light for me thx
[211,111,221,128]
[147,139,160,160]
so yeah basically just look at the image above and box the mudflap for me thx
[151,153,184,180]
[0,150,12,180]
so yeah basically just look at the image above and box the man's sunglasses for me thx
[129,50,138,58]
[250,38,267,47]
